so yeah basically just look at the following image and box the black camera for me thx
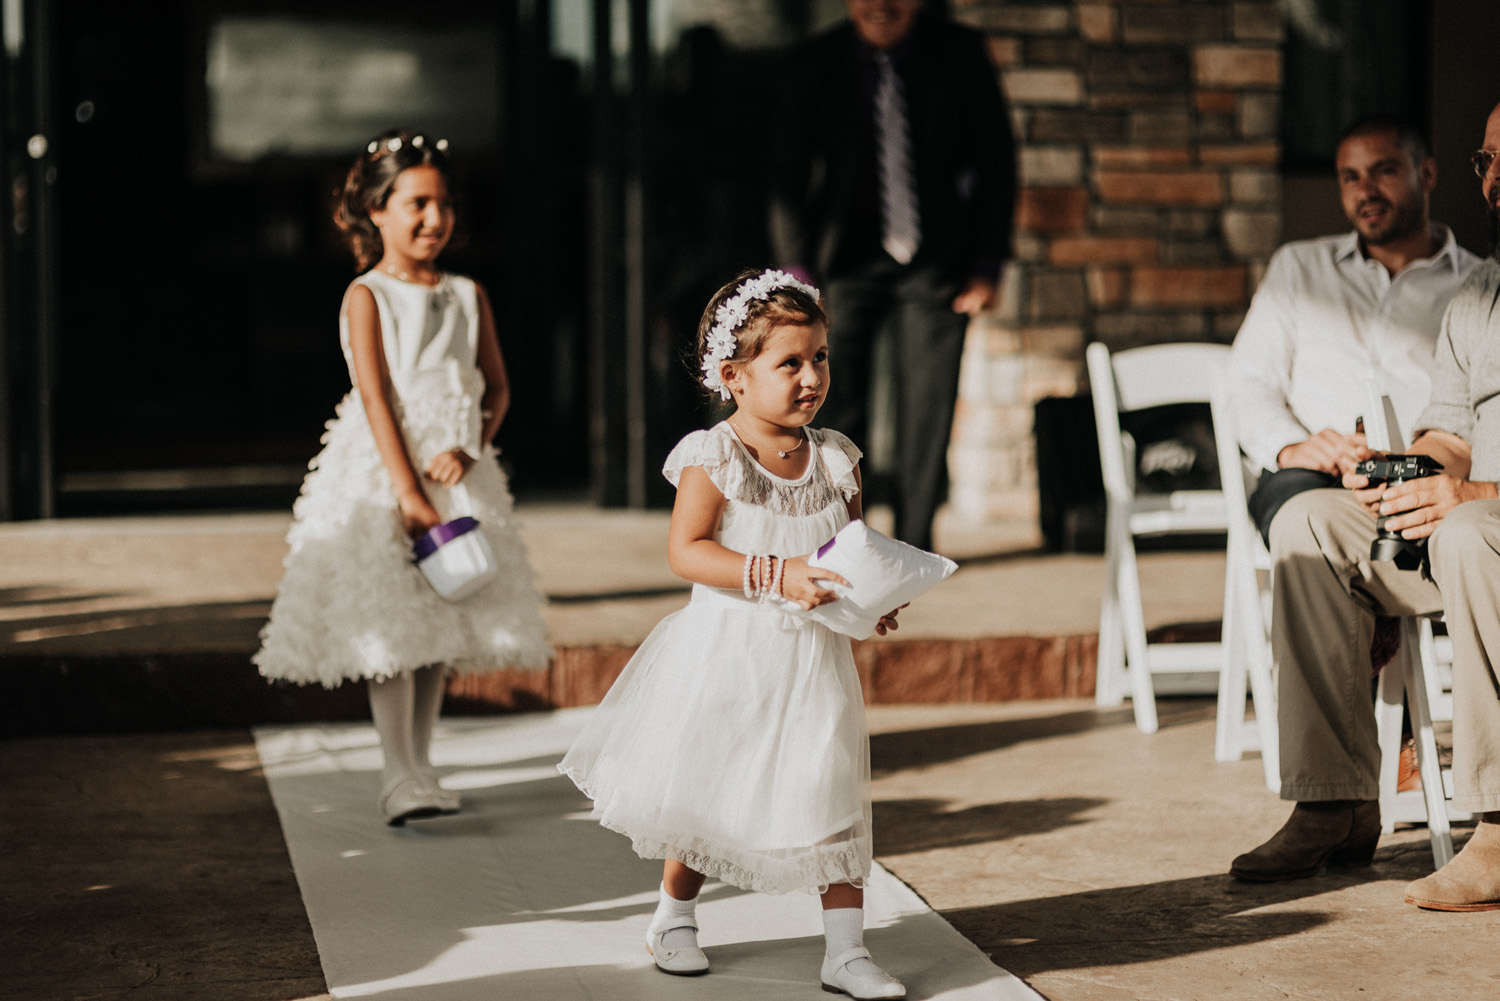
[1354,453,1444,569]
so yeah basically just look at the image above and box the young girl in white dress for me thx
[255,129,550,825]
[560,269,906,1000]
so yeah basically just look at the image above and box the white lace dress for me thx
[254,270,550,688]
[558,422,872,895]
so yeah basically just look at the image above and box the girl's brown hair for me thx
[334,128,457,271]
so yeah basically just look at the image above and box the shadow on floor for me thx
[870,707,1139,777]
[941,834,1460,979]
[875,796,1107,855]
[0,731,328,1001]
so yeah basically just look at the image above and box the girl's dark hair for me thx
[334,127,456,271]
[694,269,828,397]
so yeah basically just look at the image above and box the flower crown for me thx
[367,134,449,156]
[700,270,821,400]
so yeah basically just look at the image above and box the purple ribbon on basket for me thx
[411,517,482,563]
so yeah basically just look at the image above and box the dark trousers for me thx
[820,262,967,551]
[1247,467,1340,547]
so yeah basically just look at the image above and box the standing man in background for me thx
[771,0,1016,552]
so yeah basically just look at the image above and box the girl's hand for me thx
[780,555,848,610]
[398,490,443,539]
[425,449,475,487]
[874,603,909,637]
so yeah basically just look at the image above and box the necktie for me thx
[874,52,920,265]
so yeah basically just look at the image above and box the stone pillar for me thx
[946,0,1284,528]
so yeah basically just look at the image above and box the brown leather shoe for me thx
[1405,820,1500,911]
[1230,800,1381,882]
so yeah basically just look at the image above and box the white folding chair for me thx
[1208,380,1279,792]
[1088,341,1274,761]
[1365,393,1468,868]
[1377,620,1466,868]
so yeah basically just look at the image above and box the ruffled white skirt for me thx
[559,589,872,895]
[254,393,551,688]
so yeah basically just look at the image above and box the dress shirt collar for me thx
[1334,223,1464,273]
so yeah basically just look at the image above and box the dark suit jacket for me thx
[770,15,1017,284]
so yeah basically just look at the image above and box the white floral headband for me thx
[367,134,449,155]
[701,270,821,400]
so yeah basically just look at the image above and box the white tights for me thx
[367,665,448,784]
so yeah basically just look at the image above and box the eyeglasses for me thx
[1472,148,1499,178]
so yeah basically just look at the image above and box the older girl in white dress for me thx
[255,130,549,825]
[560,270,906,1000]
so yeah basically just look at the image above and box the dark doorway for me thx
[34,0,590,513]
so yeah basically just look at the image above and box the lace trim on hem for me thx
[559,765,872,896]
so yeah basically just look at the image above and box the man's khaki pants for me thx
[1272,490,1500,813]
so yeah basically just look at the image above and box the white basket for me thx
[411,484,499,602]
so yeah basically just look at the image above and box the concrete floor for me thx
[0,503,1221,655]
[3,701,1489,1001]
[3,505,1494,1000]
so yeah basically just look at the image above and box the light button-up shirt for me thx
[1414,257,1500,482]
[1227,226,1478,471]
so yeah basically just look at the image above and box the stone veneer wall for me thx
[946,0,1285,525]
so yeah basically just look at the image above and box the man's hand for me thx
[1373,474,1499,540]
[1278,429,1374,477]
[1341,468,1386,516]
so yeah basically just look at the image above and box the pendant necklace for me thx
[732,422,805,459]
[385,264,440,287]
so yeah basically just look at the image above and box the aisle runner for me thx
[255,711,1041,1001]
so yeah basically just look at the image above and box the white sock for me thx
[650,883,699,951]
[823,907,881,976]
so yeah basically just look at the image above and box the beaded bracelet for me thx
[742,553,756,599]
[772,554,786,599]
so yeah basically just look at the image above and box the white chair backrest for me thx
[1092,342,1229,411]
[1087,341,1232,502]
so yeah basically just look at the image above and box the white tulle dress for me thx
[254,270,551,688]
[558,422,872,895]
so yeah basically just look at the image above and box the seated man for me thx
[1228,117,1477,544]
[1229,102,1500,912]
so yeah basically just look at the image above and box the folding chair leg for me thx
[1113,524,1158,734]
[1215,543,1250,762]
[1403,621,1454,869]
[1096,528,1126,708]
[1247,641,1280,794]
[1240,553,1280,791]
[1214,630,1249,761]
[1376,656,1407,836]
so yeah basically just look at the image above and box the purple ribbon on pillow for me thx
[411,516,482,562]
[817,534,838,559]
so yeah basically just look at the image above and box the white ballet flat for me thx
[378,775,445,826]
[820,946,905,1000]
[645,923,709,976]
[417,769,462,814]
